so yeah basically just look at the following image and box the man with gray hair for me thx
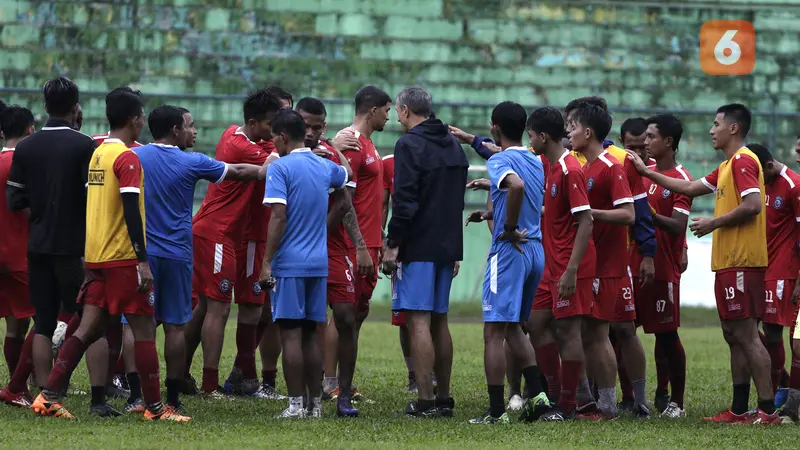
[381,86,469,417]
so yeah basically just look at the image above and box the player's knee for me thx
[613,322,636,340]
[332,307,355,332]
[721,326,738,346]
[483,323,505,342]
[655,331,679,344]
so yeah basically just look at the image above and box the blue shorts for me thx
[271,277,327,323]
[482,241,544,323]
[392,262,455,314]
[151,256,193,325]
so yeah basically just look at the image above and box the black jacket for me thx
[386,118,469,263]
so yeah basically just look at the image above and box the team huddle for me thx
[0,77,799,425]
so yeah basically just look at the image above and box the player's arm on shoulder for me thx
[635,158,711,198]
[224,162,265,181]
[385,139,421,248]
[6,149,29,211]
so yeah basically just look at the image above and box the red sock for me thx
[57,311,73,323]
[133,340,162,408]
[766,340,786,394]
[64,314,81,341]
[262,369,277,387]
[664,337,687,408]
[105,323,123,383]
[4,336,24,376]
[790,340,800,390]
[202,367,219,393]
[654,337,670,394]
[8,329,35,393]
[256,321,268,344]
[559,360,582,414]
[45,336,87,394]
[233,323,258,380]
[615,342,633,401]
[534,343,561,402]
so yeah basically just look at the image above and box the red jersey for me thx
[631,164,693,284]
[242,140,274,242]
[382,154,394,194]
[343,131,383,248]
[765,166,800,281]
[193,125,264,244]
[91,133,142,148]
[0,148,29,272]
[584,151,634,278]
[326,143,352,256]
[542,151,596,283]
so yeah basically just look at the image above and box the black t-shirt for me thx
[7,118,96,256]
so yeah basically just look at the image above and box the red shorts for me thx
[351,247,380,313]
[79,265,154,316]
[327,254,356,305]
[763,279,797,327]
[234,240,267,306]
[192,235,236,303]
[714,270,765,321]
[634,279,680,334]
[612,271,636,323]
[0,271,35,319]
[591,277,624,322]
[532,278,593,320]
[391,311,407,327]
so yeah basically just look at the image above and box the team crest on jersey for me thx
[587,177,595,192]
[219,279,231,294]
[252,282,262,296]
[550,183,558,197]
[774,196,784,209]
[148,292,155,306]
[365,155,376,165]
[662,188,671,199]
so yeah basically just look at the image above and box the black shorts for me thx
[28,252,84,335]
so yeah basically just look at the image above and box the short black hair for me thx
[0,105,34,140]
[270,109,306,142]
[565,96,608,115]
[354,86,391,114]
[646,114,683,151]
[526,107,566,141]
[43,77,79,117]
[148,105,184,140]
[243,90,283,123]
[296,97,327,117]
[264,86,293,107]
[571,102,612,142]
[620,117,647,138]
[491,101,527,142]
[106,87,144,130]
[747,143,772,167]
[176,106,189,114]
[717,103,752,138]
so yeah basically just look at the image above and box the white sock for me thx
[289,396,303,411]
[310,396,322,409]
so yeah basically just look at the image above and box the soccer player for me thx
[224,86,294,398]
[464,102,555,424]
[31,87,190,421]
[627,103,777,424]
[570,102,635,419]
[619,118,647,158]
[260,109,350,418]
[526,106,595,420]
[187,90,283,397]
[0,106,37,408]
[744,144,800,423]
[629,114,691,418]
[324,86,390,400]
[381,87,466,417]
[6,78,94,404]
[133,105,267,412]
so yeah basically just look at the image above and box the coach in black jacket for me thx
[382,86,469,417]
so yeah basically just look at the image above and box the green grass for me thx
[0,313,797,448]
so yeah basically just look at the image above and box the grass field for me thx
[0,306,797,448]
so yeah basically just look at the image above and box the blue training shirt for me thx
[487,147,544,248]
[263,148,348,277]
[135,143,227,262]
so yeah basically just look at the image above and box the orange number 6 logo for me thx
[700,20,755,75]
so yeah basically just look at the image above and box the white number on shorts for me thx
[622,287,632,300]
[765,290,774,303]
[725,286,735,300]
[345,269,352,282]
[649,183,658,195]
[656,299,666,312]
